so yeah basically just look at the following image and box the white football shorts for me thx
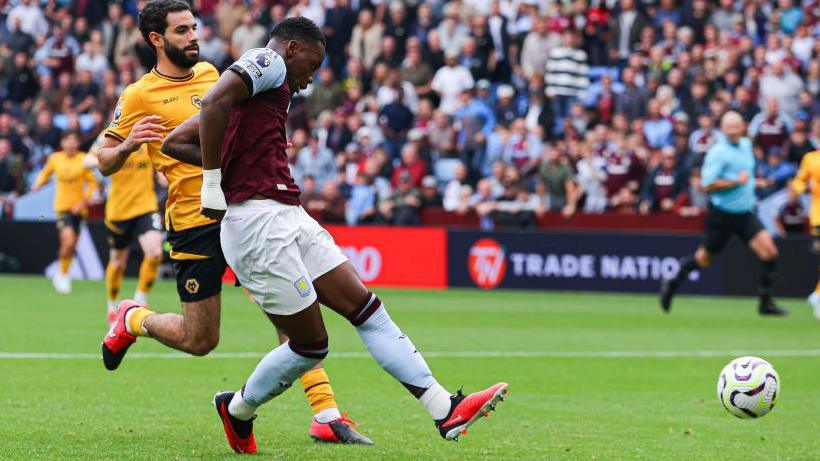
[220,199,348,315]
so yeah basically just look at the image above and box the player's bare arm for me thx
[199,71,252,220]
[162,113,202,166]
[165,113,292,166]
[99,115,165,176]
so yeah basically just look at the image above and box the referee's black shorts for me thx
[702,205,765,254]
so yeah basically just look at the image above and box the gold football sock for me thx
[59,257,72,275]
[136,256,162,294]
[126,307,155,337]
[105,263,125,302]
[300,367,338,415]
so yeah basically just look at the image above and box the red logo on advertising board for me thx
[468,238,506,289]
[325,226,448,288]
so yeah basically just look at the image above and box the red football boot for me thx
[310,412,374,444]
[436,382,509,441]
[101,300,139,371]
[213,391,257,454]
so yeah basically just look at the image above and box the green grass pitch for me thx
[0,274,818,460]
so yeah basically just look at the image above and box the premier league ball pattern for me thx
[717,356,779,419]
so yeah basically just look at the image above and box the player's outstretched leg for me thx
[346,291,508,440]
[315,263,508,441]
[100,292,221,370]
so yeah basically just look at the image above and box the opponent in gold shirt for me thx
[88,130,163,313]
[89,132,158,222]
[105,62,218,231]
[34,149,97,214]
[790,150,820,318]
[32,132,98,293]
[791,151,820,228]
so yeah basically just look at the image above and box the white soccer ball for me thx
[716,356,780,419]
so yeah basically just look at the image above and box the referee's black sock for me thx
[758,259,777,302]
[671,255,699,287]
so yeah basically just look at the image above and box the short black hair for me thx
[138,0,191,50]
[270,16,326,48]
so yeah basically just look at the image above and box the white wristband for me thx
[201,168,227,211]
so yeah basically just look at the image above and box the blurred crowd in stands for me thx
[0,0,818,230]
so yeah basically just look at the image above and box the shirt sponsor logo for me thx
[162,96,179,105]
[244,61,262,78]
[468,238,506,289]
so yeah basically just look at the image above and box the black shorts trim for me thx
[167,223,226,302]
[702,206,764,254]
[56,212,82,233]
[106,212,161,249]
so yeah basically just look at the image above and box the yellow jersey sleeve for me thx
[34,155,54,189]
[105,84,145,142]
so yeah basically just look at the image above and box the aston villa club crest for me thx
[191,94,202,109]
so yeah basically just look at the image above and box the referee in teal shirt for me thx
[661,111,787,316]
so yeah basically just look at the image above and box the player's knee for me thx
[188,333,219,356]
[109,256,126,271]
[289,335,329,360]
[144,250,163,262]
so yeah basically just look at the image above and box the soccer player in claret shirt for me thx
[660,111,787,316]
[98,0,370,444]
[164,17,508,454]
[31,131,98,294]
[790,148,820,319]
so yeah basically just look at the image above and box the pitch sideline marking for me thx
[1,350,820,360]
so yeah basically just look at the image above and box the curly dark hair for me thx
[138,0,191,50]
[270,16,326,48]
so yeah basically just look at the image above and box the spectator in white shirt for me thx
[6,0,48,39]
[431,52,475,115]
